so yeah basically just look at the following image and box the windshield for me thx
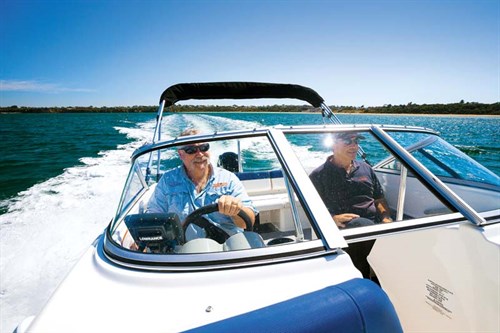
[108,126,499,264]
[384,133,499,187]
[374,132,500,213]
[110,133,320,255]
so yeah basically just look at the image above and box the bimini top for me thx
[159,82,325,107]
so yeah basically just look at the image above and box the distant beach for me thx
[0,101,499,116]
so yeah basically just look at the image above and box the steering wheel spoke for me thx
[182,203,253,243]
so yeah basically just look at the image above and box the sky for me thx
[0,0,498,107]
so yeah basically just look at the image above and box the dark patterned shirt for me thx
[309,156,384,221]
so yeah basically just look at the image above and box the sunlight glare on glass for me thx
[323,135,334,149]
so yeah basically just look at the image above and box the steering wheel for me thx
[183,203,253,242]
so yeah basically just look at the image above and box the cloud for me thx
[0,80,93,93]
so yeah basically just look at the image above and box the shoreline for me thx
[1,101,498,116]
[200,111,500,118]
[323,112,499,118]
[1,111,499,118]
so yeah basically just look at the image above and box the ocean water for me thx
[0,112,499,331]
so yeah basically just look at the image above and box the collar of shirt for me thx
[326,155,359,168]
[180,163,214,188]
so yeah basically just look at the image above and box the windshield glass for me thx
[377,132,500,213]
[386,132,499,187]
[110,134,319,255]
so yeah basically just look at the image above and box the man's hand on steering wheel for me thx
[217,195,255,229]
[217,195,243,217]
[182,200,254,243]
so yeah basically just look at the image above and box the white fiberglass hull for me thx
[369,220,500,332]
[22,237,360,333]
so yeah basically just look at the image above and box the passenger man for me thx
[310,132,392,228]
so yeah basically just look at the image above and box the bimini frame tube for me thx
[320,102,343,125]
[320,102,368,161]
[146,100,166,183]
[152,100,166,143]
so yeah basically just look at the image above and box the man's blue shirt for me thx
[147,165,256,240]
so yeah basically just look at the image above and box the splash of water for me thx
[0,118,155,332]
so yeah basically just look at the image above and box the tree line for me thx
[1,101,498,115]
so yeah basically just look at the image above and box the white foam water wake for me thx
[0,119,155,332]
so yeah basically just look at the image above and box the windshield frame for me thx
[104,124,496,269]
[105,128,345,270]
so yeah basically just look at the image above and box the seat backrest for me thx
[217,152,239,172]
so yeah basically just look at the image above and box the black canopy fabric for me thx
[159,82,325,107]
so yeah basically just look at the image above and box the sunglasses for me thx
[339,138,361,145]
[180,143,210,154]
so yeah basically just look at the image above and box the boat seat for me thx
[185,278,403,333]
[236,169,285,195]
[217,152,239,172]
